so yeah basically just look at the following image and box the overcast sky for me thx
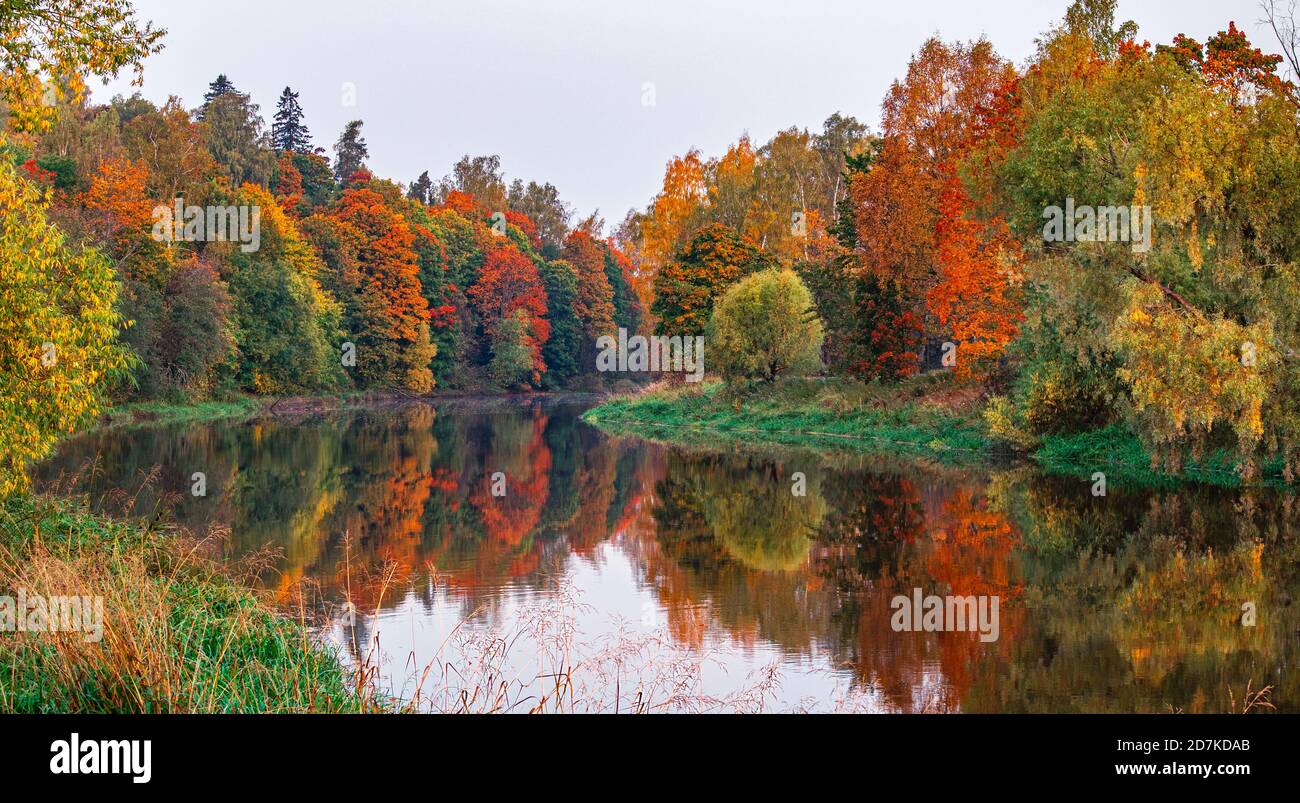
[93,0,1275,225]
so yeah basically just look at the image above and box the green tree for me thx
[490,309,537,389]
[220,185,341,393]
[271,86,311,153]
[408,170,433,205]
[707,268,824,383]
[539,258,583,384]
[200,90,276,187]
[201,74,237,109]
[333,119,368,184]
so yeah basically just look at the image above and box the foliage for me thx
[489,309,539,389]
[651,223,775,336]
[0,0,164,133]
[707,268,824,383]
[0,159,127,495]
[220,184,341,393]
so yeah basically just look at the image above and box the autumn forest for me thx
[3,0,1300,733]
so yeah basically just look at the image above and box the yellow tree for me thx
[0,160,127,495]
[0,0,164,134]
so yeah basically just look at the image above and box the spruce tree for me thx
[407,170,433,204]
[271,86,312,152]
[198,74,238,119]
[333,120,368,184]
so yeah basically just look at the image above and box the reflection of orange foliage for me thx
[922,488,1023,710]
[330,408,437,608]
[927,488,1021,599]
[469,413,551,549]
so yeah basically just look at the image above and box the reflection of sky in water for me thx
[38,397,1300,713]
[323,541,901,713]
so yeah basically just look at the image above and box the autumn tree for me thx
[651,223,775,336]
[561,230,617,364]
[0,159,128,494]
[865,38,1016,322]
[324,185,436,392]
[0,0,164,133]
[637,149,707,283]
[120,96,216,203]
[467,245,550,384]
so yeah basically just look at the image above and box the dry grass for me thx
[0,481,368,713]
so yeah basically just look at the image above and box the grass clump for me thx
[0,494,377,713]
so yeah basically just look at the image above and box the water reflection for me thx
[37,398,1300,712]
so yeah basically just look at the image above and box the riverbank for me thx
[97,388,616,430]
[0,493,381,713]
[584,374,992,464]
[583,377,1293,490]
[97,390,419,429]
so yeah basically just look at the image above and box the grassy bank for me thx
[583,375,993,464]
[584,377,1294,490]
[1034,425,1294,490]
[97,389,427,429]
[100,397,265,428]
[0,494,379,713]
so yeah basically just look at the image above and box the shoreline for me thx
[96,388,615,430]
[582,379,1296,491]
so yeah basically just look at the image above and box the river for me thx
[36,395,1300,712]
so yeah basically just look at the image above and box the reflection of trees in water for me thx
[644,452,834,653]
[641,452,1023,711]
[965,475,1300,712]
[41,405,1300,712]
[809,470,1022,712]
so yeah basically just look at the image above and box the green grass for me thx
[100,397,265,428]
[584,376,1296,490]
[1034,425,1293,490]
[583,375,993,464]
[0,494,381,713]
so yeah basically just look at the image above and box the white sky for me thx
[92,0,1274,225]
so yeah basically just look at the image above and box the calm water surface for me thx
[37,396,1300,712]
